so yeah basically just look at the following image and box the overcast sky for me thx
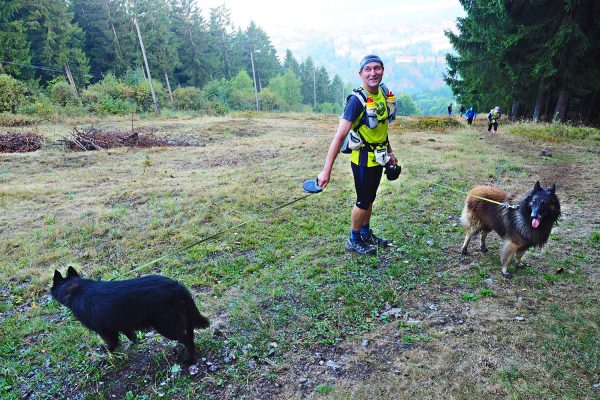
[198,0,465,58]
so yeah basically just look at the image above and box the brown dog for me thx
[460,182,560,278]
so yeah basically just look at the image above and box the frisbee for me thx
[302,179,323,193]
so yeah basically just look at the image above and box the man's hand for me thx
[317,170,330,188]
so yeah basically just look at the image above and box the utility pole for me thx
[250,51,259,111]
[133,14,160,115]
[313,68,317,111]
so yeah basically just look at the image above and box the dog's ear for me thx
[53,270,64,284]
[67,266,79,278]
[533,181,541,191]
[549,183,556,194]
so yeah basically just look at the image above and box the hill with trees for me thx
[0,0,431,117]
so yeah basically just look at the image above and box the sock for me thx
[350,230,362,242]
[360,224,371,237]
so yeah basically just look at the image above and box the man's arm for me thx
[317,118,353,188]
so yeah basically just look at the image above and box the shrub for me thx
[172,87,205,111]
[202,79,232,108]
[17,94,58,120]
[231,90,256,111]
[49,81,81,106]
[415,116,462,130]
[258,88,282,111]
[316,102,342,114]
[95,96,137,115]
[508,122,600,143]
[0,74,26,112]
[0,113,39,127]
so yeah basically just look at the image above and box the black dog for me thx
[460,181,561,278]
[51,267,209,363]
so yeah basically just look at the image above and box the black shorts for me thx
[351,162,383,210]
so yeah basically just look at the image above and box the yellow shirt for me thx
[350,86,389,167]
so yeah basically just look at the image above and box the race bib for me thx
[374,148,389,166]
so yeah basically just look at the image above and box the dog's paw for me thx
[516,262,529,270]
[460,248,468,255]
[501,272,513,279]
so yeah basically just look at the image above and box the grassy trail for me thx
[1,114,598,399]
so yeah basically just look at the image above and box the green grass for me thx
[508,121,600,144]
[1,115,598,398]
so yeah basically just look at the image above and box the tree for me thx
[170,0,211,87]
[207,5,234,80]
[329,74,345,106]
[20,0,91,85]
[268,69,302,110]
[299,56,315,107]
[0,0,31,79]
[446,0,600,124]
[315,66,332,104]
[243,21,281,88]
[283,49,300,76]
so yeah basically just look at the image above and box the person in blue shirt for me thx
[465,107,476,126]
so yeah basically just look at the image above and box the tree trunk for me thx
[553,90,569,122]
[164,70,173,102]
[543,92,555,122]
[533,90,545,122]
[510,100,520,121]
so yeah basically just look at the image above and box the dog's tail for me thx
[460,201,469,227]
[193,310,210,329]
[185,297,209,329]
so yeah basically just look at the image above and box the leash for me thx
[431,182,520,210]
[120,192,315,277]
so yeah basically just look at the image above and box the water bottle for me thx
[386,91,397,119]
[365,98,378,129]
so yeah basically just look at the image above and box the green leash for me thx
[121,192,314,277]
[431,182,519,209]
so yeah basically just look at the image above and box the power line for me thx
[0,60,107,80]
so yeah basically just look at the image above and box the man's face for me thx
[359,62,384,90]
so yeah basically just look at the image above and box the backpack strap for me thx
[343,85,389,158]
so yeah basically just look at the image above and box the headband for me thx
[359,55,384,71]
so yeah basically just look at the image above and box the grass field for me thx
[1,113,599,399]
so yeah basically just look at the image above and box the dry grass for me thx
[1,113,598,399]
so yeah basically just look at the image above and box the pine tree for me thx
[20,0,91,85]
[0,0,31,79]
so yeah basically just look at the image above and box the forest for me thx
[0,0,423,117]
[445,0,600,124]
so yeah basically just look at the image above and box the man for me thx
[317,55,398,255]
[465,106,476,126]
[487,106,501,132]
[447,103,453,117]
[459,104,465,117]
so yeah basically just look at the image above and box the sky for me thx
[198,0,466,59]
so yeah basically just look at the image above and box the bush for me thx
[316,102,342,114]
[0,113,39,127]
[202,79,232,108]
[0,74,26,112]
[508,122,600,143]
[414,116,462,130]
[231,91,256,111]
[17,94,58,119]
[49,81,81,106]
[258,88,282,111]
[172,87,205,111]
[80,74,166,114]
